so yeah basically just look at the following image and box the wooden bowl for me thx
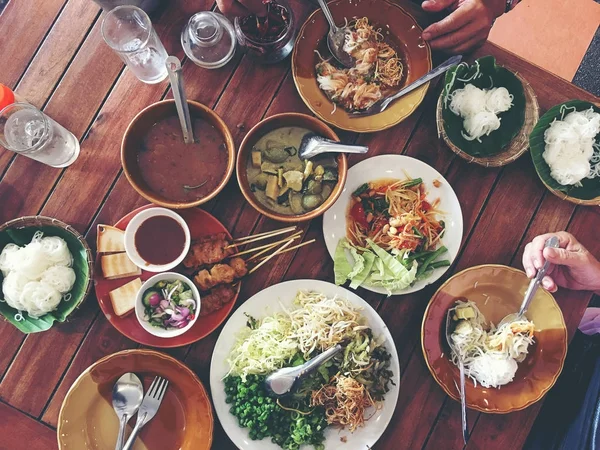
[236,113,348,222]
[121,100,235,209]
[436,71,539,168]
[422,264,567,413]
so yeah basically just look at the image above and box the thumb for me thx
[422,0,455,12]
[544,247,584,268]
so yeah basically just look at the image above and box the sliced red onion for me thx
[159,299,170,309]
[177,306,190,318]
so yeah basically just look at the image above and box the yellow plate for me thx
[421,265,567,413]
[58,349,213,449]
[292,0,432,133]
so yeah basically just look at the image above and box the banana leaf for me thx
[529,100,600,201]
[442,56,526,157]
[0,226,91,333]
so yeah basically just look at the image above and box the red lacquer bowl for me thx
[95,205,240,347]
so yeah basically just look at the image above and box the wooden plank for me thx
[15,0,100,108]
[0,0,67,88]
[0,401,58,450]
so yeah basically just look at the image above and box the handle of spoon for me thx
[317,0,339,32]
[518,236,560,318]
[380,55,463,111]
[316,139,369,154]
[459,360,469,444]
[166,56,195,145]
[300,344,343,376]
[115,414,127,450]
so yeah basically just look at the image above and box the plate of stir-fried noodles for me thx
[323,155,463,295]
[210,280,400,450]
[292,0,432,132]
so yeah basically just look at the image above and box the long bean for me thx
[416,246,448,277]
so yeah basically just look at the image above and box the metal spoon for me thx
[317,0,353,68]
[445,309,468,445]
[298,133,368,160]
[112,373,144,450]
[265,344,343,397]
[165,56,195,144]
[497,236,560,328]
[351,55,463,117]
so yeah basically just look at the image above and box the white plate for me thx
[322,155,463,295]
[210,279,401,450]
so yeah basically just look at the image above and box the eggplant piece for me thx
[289,192,305,214]
[321,183,333,200]
[304,179,323,195]
[252,172,269,190]
[301,194,323,211]
[323,168,338,182]
[263,146,289,163]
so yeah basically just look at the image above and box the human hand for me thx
[421,0,505,54]
[522,231,600,293]
[216,0,267,17]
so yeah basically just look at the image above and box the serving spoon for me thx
[497,236,560,328]
[112,373,144,450]
[445,309,468,445]
[298,133,368,160]
[166,56,195,144]
[317,0,353,68]
[264,344,343,397]
[351,55,463,117]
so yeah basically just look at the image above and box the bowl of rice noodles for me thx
[0,216,94,334]
[436,55,539,167]
[529,100,600,206]
[421,264,567,413]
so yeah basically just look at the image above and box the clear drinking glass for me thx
[0,103,80,168]
[101,5,168,84]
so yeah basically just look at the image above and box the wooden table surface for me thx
[0,1,599,449]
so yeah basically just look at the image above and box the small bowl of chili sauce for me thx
[234,0,296,64]
[124,207,191,272]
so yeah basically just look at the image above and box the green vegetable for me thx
[352,183,369,197]
[416,246,448,278]
[402,178,423,188]
[224,374,327,450]
[142,289,158,307]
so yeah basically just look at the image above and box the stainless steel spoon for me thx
[112,373,144,450]
[317,0,353,68]
[351,55,463,117]
[265,344,343,397]
[298,133,368,160]
[445,309,468,445]
[497,236,560,328]
[166,56,195,144]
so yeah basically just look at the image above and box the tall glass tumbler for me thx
[101,5,168,84]
[0,103,80,168]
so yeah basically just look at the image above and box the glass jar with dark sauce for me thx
[234,0,296,64]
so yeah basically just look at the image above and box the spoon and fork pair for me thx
[112,373,169,450]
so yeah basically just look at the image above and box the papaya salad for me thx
[334,177,449,294]
[315,17,404,112]
[450,300,535,388]
[223,291,395,450]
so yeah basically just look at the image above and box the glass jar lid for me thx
[181,12,236,69]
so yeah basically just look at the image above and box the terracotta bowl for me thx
[122,100,235,209]
[422,264,567,413]
[236,113,348,223]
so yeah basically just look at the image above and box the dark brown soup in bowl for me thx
[122,100,235,209]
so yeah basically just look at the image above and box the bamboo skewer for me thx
[257,239,316,261]
[227,226,297,248]
[230,231,303,258]
[248,238,295,275]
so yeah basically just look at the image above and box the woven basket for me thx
[436,71,540,168]
[0,215,94,319]
[542,180,600,206]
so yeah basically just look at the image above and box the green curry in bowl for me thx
[246,127,339,216]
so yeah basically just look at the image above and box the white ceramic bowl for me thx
[124,207,191,273]
[135,272,201,338]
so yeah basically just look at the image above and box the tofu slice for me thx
[101,253,141,279]
[109,278,142,317]
[97,225,125,253]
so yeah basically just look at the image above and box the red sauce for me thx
[135,215,186,265]
[138,115,228,203]
[240,2,289,43]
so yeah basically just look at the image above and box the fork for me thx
[122,376,169,450]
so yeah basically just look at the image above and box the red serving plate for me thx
[95,205,240,348]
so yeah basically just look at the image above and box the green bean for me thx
[402,178,423,188]
[352,183,369,196]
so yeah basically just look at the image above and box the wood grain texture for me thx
[0,0,598,448]
[0,401,58,450]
